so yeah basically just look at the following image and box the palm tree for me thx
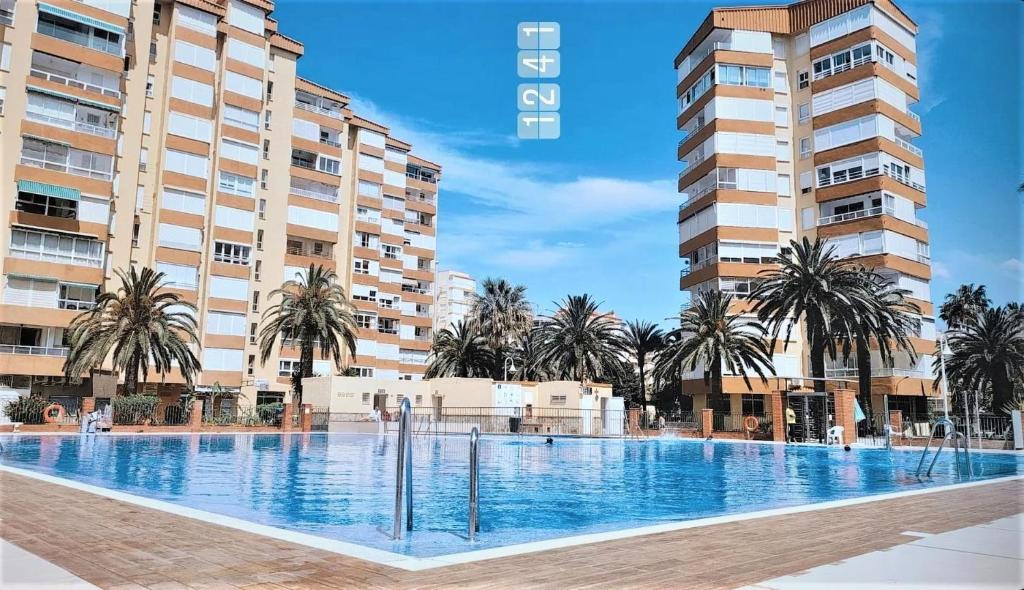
[941,306,1024,414]
[939,283,990,329]
[257,265,358,405]
[535,294,624,382]
[843,270,920,402]
[510,329,549,381]
[622,320,664,417]
[658,289,774,408]
[63,267,201,395]
[470,278,533,376]
[749,237,875,392]
[425,320,494,378]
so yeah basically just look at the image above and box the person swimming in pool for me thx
[545,437,553,445]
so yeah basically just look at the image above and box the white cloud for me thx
[912,7,947,114]
[347,95,678,273]
[931,260,951,279]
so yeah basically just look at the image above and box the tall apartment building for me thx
[0,0,440,410]
[675,0,936,420]
[433,270,476,332]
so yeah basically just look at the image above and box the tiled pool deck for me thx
[1,470,1021,589]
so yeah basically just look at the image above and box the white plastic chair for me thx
[827,425,844,445]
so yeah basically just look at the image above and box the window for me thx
[161,187,206,216]
[164,149,208,177]
[146,75,155,97]
[139,148,149,171]
[206,311,246,336]
[254,260,262,281]
[153,4,161,24]
[317,155,341,175]
[252,290,260,312]
[262,140,270,160]
[799,171,813,194]
[203,348,244,371]
[171,76,213,106]
[798,103,810,124]
[258,199,267,219]
[774,106,789,127]
[209,276,249,300]
[155,262,198,289]
[131,220,140,246]
[287,205,338,231]
[173,41,215,71]
[215,205,254,232]
[354,259,370,274]
[256,229,264,250]
[358,181,381,198]
[777,174,792,197]
[158,223,202,251]
[249,323,257,344]
[1,43,12,71]
[227,38,264,68]
[799,137,812,159]
[228,0,264,35]
[178,5,217,34]
[717,64,770,88]
[213,241,250,265]
[355,313,374,329]
[220,139,259,165]
[773,72,787,93]
[0,86,5,115]
[168,112,212,142]
[143,111,152,134]
[264,110,272,129]
[218,172,255,197]
[797,69,809,89]
[222,105,259,131]
[247,354,255,375]
[381,244,400,260]
[225,72,262,99]
[776,140,790,162]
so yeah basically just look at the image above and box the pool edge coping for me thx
[0,457,1020,571]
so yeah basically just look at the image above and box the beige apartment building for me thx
[675,0,937,420]
[0,0,440,411]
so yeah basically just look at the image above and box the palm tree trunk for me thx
[992,368,1012,415]
[807,316,826,393]
[638,359,648,418]
[123,351,141,396]
[711,358,723,411]
[297,342,314,407]
[856,334,872,402]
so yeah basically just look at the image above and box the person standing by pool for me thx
[786,406,797,443]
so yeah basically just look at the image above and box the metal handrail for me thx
[29,68,121,99]
[295,101,344,120]
[468,426,480,540]
[916,417,972,478]
[392,398,413,539]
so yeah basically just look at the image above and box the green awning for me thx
[27,85,120,112]
[37,3,125,36]
[17,180,81,201]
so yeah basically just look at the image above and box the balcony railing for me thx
[37,21,121,55]
[401,284,427,295]
[0,344,69,357]
[20,155,113,181]
[678,119,706,149]
[679,181,729,211]
[680,255,719,277]
[295,101,343,120]
[682,42,736,76]
[29,68,121,99]
[812,54,872,81]
[285,245,332,259]
[26,111,117,138]
[289,185,338,203]
[894,137,923,157]
[818,206,894,226]
[406,170,438,184]
[320,137,342,148]
[59,298,96,310]
[825,367,928,379]
[884,167,926,192]
[290,156,316,170]
[817,166,880,187]
[906,110,921,123]
[0,7,13,25]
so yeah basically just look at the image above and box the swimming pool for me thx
[1,434,1020,560]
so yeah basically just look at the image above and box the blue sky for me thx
[275,0,1022,326]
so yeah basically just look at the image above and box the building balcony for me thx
[9,228,105,268]
[406,166,438,184]
[295,100,343,120]
[289,184,338,203]
[0,344,69,357]
[37,12,123,57]
[285,244,332,259]
[27,111,116,138]
[29,53,121,99]
[818,206,894,227]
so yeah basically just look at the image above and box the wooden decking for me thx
[1,471,1020,589]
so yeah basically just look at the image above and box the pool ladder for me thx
[916,417,973,479]
[391,399,481,541]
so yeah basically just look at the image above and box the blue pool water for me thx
[0,434,1020,557]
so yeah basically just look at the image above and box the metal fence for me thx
[713,412,774,436]
[327,406,627,437]
[203,406,280,427]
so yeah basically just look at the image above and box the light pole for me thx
[503,356,517,381]
[937,331,951,420]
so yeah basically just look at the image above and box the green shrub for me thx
[3,396,50,424]
[112,395,159,425]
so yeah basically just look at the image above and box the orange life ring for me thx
[743,416,759,431]
[43,403,66,424]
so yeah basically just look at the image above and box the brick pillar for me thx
[282,402,293,431]
[189,400,203,432]
[300,403,312,432]
[81,397,96,415]
[769,391,785,443]
[627,408,641,434]
[701,408,714,438]
[833,389,857,445]
[889,409,903,444]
